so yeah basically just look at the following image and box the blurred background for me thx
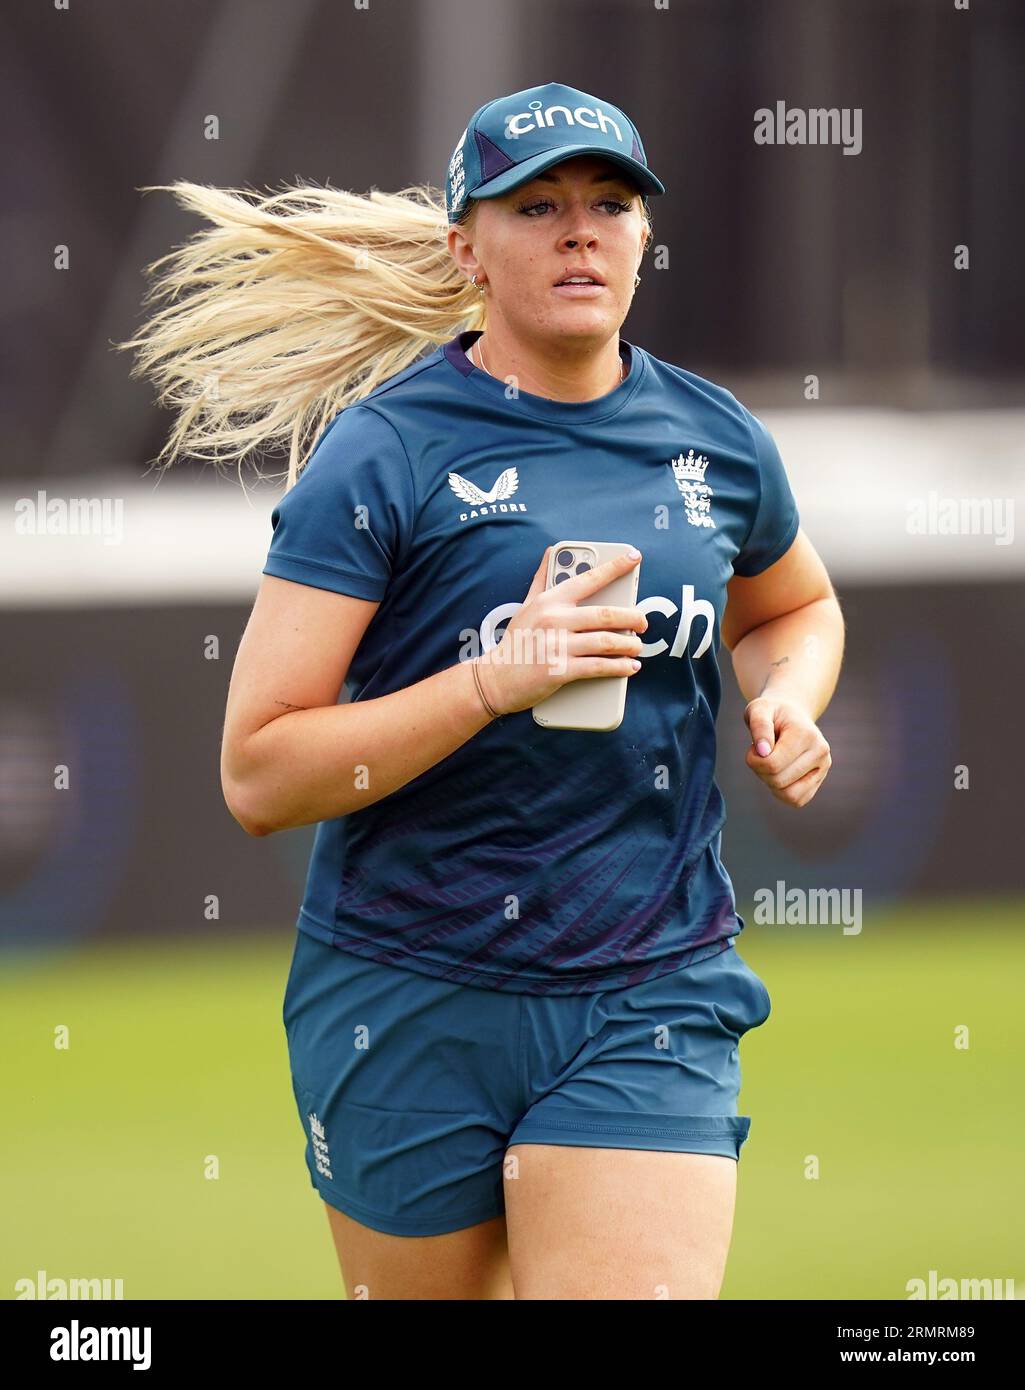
[2,0,1023,1299]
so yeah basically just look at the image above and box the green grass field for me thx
[3,898,1022,1300]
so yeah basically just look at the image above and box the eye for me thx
[517,198,555,216]
[516,197,635,217]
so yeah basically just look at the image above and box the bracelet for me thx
[471,656,501,720]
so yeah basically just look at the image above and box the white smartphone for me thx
[531,541,642,733]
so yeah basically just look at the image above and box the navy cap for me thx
[445,81,665,223]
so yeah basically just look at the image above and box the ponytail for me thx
[116,179,483,487]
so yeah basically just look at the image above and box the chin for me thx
[548,309,616,334]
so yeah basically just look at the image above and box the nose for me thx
[557,197,600,250]
[561,227,598,250]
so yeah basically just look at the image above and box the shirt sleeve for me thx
[261,404,416,602]
[732,406,800,577]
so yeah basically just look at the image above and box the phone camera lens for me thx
[575,562,591,574]
[554,571,570,584]
[556,549,574,567]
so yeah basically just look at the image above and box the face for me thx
[449,154,649,348]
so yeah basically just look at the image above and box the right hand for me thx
[475,545,648,716]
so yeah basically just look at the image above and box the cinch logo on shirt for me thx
[478,583,716,661]
[504,100,625,144]
[448,467,528,523]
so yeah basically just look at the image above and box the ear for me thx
[446,223,478,278]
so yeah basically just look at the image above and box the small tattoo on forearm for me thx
[274,700,307,713]
[759,655,790,697]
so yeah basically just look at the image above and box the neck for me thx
[470,325,624,402]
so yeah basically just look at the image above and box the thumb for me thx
[524,545,553,602]
[746,700,776,758]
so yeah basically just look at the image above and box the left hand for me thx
[744,695,832,808]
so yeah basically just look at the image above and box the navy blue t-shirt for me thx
[262,329,800,994]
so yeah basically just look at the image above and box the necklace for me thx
[472,334,625,390]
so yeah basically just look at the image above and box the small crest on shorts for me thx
[308,1111,333,1180]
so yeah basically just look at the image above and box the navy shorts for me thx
[281,930,772,1237]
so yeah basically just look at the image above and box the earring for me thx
[470,275,486,296]
[634,273,641,287]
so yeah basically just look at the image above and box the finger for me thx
[746,723,815,773]
[524,546,553,602]
[566,628,644,660]
[550,546,642,602]
[564,604,649,634]
[570,655,644,680]
[745,702,776,758]
[749,740,829,790]
[771,762,829,808]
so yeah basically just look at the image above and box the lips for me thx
[553,269,606,286]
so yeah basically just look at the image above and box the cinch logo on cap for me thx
[503,100,626,144]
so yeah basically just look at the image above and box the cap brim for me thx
[469,145,665,201]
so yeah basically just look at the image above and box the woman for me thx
[122,81,843,1300]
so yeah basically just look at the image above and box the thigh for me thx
[324,1203,514,1300]
[282,930,521,1245]
[504,1145,737,1299]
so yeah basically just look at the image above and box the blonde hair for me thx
[117,177,652,488]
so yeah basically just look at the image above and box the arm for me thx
[722,528,845,807]
[223,545,647,836]
[221,575,494,836]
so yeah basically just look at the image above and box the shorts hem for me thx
[508,1107,751,1160]
[309,1172,505,1238]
